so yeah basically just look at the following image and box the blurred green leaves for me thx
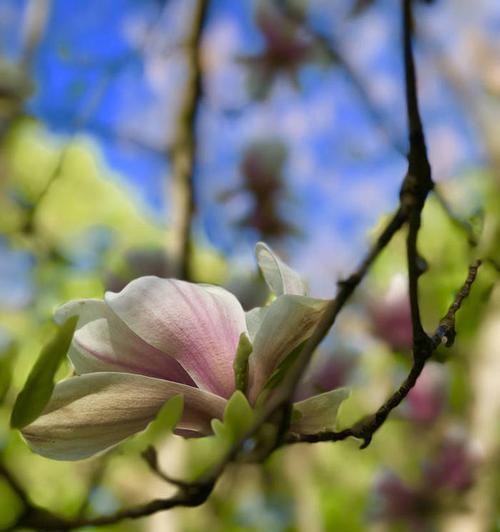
[10,316,77,429]
[0,343,17,404]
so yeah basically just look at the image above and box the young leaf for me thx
[233,333,253,393]
[210,418,229,442]
[223,390,255,440]
[289,387,351,434]
[10,316,78,429]
[211,391,256,449]
[129,394,184,449]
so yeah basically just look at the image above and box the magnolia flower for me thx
[22,243,347,460]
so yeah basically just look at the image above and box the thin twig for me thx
[433,259,482,347]
[286,259,482,446]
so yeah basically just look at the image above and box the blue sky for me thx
[0,0,495,301]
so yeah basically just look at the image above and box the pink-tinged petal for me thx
[290,388,350,434]
[256,242,307,296]
[105,278,247,398]
[21,372,226,461]
[248,295,328,402]
[55,299,194,385]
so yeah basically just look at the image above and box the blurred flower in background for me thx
[367,273,413,352]
[239,0,329,100]
[402,362,447,426]
[220,137,298,242]
[372,431,481,530]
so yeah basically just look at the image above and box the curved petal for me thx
[290,388,350,434]
[245,306,268,343]
[21,372,227,461]
[248,295,329,402]
[55,299,194,385]
[255,242,306,296]
[105,278,247,398]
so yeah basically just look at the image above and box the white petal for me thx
[255,242,306,296]
[248,295,329,402]
[290,388,350,434]
[55,299,194,385]
[22,372,226,461]
[105,278,247,398]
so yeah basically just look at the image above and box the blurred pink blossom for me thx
[368,274,413,351]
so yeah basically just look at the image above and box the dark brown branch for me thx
[433,259,482,347]
[400,0,433,350]
[286,259,482,446]
[285,2,478,448]
[170,0,209,280]
[14,486,215,531]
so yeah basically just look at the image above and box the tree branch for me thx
[286,258,482,446]
[400,0,433,352]
[170,0,209,280]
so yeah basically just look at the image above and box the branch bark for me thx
[286,259,481,446]
[170,0,209,280]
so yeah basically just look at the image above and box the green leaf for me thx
[223,390,255,440]
[210,391,256,448]
[233,333,253,393]
[290,388,351,434]
[130,394,184,448]
[10,316,78,429]
[0,342,17,403]
[210,418,228,441]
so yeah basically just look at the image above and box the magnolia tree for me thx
[0,0,498,531]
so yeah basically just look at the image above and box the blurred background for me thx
[0,0,499,530]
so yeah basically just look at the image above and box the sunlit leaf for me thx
[130,394,184,449]
[290,388,351,434]
[10,316,78,429]
[224,390,255,439]
[210,391,256,447]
